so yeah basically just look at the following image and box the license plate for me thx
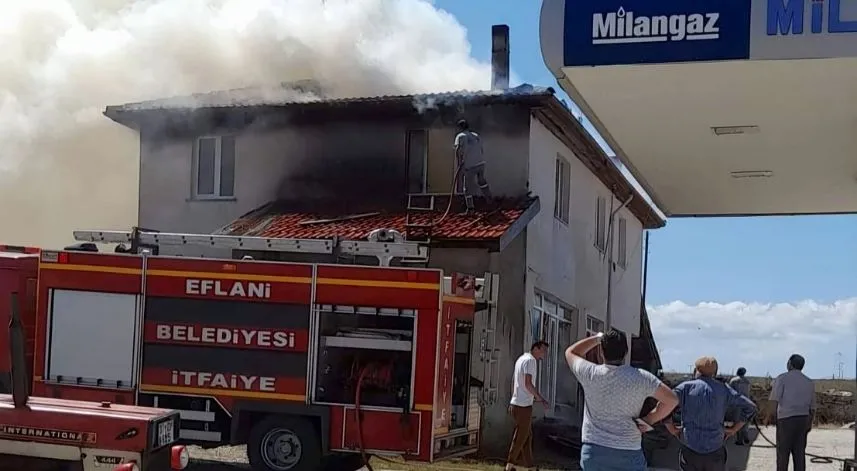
[157,419,175,447]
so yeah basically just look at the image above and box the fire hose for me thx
[433,161,466,227]
[353,361,408,471]
[666,415,849,465]
[749,416,849,465]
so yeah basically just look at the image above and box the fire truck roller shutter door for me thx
[47,290,140,388]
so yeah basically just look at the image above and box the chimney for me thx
[491,25,510,90]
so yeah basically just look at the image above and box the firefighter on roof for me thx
[454,119,493,211]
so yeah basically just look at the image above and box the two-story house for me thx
[103,28,664,455]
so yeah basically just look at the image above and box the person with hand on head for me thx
[769,354,816,471]
[566,330,679,471]
[505,341,549,471]
[665,357,757,471]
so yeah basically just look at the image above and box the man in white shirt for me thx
[566,330,678,471]
[505,341,549,471]
[454,119,493,211]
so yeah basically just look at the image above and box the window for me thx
[594,196,607,252]
[532,291,574,417]
[194,136,236,199]
[585,315,605,364]
[586,315,605,336]
[553,155,571,223]
[406,129,428,193]
[617,217,628,268]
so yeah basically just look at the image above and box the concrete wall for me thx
[527,117,644,338]
[524,117,645,425]
[138,120,410,235]
[138,104,530,237]
[431,236,528,457]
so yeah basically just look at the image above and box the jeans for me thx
[580,443,647,471]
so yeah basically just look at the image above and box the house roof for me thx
[216,196,540,251]
[105,84,664,229]
[105,83,555,113]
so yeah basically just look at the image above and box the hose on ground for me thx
[750,416,849,465]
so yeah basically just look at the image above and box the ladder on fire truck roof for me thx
[72,229,428,267]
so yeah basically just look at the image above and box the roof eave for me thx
[532,96,665,229]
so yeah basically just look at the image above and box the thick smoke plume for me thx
[0,0,491,248]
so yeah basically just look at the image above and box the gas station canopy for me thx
[540,0,857,216]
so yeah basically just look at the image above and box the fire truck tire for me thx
[247,415,321,471]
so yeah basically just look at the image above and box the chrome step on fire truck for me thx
[0,247,190,471]
[21,228,502,471]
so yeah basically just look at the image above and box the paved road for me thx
[186,426,855,471]
[649,426,854,471]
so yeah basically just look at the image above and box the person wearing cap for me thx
[453,119,492,211]
[666,357,757,471]
[728,367,752,445]
[566,330,679,470]
[769,354,816,471]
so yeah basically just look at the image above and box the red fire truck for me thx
[0,246,190,471]
[16,228,500,471]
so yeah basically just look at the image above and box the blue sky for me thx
[433,0,857,379]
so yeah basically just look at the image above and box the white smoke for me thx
[0,0,491,248]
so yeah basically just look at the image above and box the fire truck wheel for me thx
[247,415,321,471]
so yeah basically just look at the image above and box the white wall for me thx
[527,116,644,339]
[525,117,645,425]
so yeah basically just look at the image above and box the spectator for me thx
[566,330,678,471]
[769,354,816,471]
[666,357,756,471]
[728,367,753,445]
[505,341,549,471]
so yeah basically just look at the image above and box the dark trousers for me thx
[776,415,810,471]
[679,446,727,471]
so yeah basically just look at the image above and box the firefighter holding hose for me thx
[454,119,493,211]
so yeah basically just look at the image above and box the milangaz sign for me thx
[0,424,97,444]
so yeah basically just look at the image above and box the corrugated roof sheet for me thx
[107,83,555,113]
[218,196,538,241]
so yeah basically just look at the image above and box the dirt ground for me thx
[186,425,855,470]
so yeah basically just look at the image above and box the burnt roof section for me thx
[104,84,664,229]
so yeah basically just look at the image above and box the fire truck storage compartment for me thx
[0,252,37,394]
[46,289,140,388]
[313,304,414,409]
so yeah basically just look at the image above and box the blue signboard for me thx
[561,0,752,66]
[767,0,857,36]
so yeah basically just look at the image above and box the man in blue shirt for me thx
[666,357,757,471]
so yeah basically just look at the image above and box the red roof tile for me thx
[219,197,538,242]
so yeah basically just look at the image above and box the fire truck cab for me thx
[24,229,500,471]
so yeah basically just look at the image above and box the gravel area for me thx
[186,426,855,471]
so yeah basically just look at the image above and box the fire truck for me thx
[11,228,501,471]
[0,246,190,471]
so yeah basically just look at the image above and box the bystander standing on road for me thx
[769,354,817,471]
[728,367,753,445]
[666,357,757,471]
[505,341,549,471]
[566,330,678,471]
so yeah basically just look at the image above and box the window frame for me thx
[405,129,428,194]
[553,154,571,224]
[617,217,628,268]
[594,196,607,252]
[532,290,575,418]
[192,135,237,200]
